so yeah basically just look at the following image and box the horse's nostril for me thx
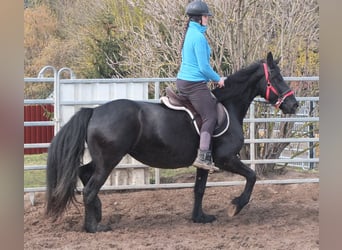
[291,102,299,113]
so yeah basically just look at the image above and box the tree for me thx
[24,4,58,77]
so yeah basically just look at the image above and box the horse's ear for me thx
[274,57,281,65]
[267,52,274,68]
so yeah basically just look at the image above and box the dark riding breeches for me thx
[176,79,217,151]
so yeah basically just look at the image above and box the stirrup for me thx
[193,150,219,173]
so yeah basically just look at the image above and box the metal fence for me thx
[24,67,319,199]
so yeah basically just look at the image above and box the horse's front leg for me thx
[192,168,216,223]
[221,155,257,217]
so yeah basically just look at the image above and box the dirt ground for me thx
[24,170,319,250]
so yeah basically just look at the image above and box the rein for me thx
[263,63,294,109]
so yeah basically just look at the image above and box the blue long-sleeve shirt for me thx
[177,21,220,82]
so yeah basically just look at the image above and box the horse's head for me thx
[260,52,298,114]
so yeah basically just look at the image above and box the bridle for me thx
[263,63,294,109]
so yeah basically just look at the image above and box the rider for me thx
[176,0,225,171]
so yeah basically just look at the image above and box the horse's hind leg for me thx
[192,168,216,223]
[81,155,123,233]
[78,162,102,223]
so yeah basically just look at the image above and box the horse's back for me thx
[87,99,199,168]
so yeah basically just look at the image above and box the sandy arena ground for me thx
[24,170,319,249]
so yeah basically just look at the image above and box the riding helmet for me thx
[185,0,213,16]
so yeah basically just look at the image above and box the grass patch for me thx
[24,153,47,188]
[159,167,196,178]
[24,170,46,188]
[24,153,48,166]
[150,167,196,184]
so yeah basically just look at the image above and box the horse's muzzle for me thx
[281,100,299,114]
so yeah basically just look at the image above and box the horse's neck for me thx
[223,99,253,124]
[221,77,260,123]
[237,72,263,114]
[215,63,264,121]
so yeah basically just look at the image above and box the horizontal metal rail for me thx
[24,137,319,150]
[245,138,319,143]
[24,178,319,193]
[24,163,148,171]
[24,121,54,126]
[24,165,47,170]
[56,99,320,107]
[254,96,319,102]
[24,143,50,149]
[24,99,54,104]
[24,78,55,83]
[241,158,319,164]
[244,117,319,123]
[25,76,319,83]
[55,76,319,83]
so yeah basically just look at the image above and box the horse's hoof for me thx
[85,224,112,233]
[228,197,246,217]
[192,213,216,223]
[97,224,112,232]
[227,204,238,217]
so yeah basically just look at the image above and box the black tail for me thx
[46,108,94,219]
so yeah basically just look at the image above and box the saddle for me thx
[160,87,229,137]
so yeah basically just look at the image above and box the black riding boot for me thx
[193,150,214,171]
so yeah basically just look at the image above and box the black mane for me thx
[213,60,264,102]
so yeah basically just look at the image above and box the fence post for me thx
[154,81,161,184]
[249,101,256,170]
[56,67,76,132]
[37,66,58,135]
[309,100,314,169]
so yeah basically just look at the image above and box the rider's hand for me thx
[217,77,226,88]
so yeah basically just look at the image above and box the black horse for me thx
[46,52,298,233]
